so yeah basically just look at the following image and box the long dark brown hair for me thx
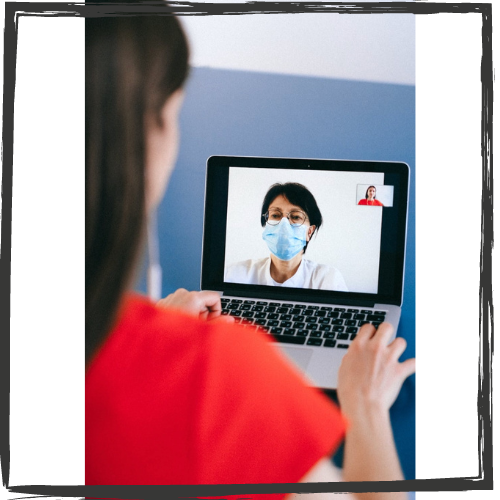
[86,15,189,363]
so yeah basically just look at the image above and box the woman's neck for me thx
[269,253,304,283]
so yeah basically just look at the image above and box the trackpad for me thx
[280,346,313,373]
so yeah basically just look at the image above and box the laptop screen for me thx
[202,156,408,306]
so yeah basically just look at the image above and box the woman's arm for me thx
[289,322,414,500]
[338,322,415,500]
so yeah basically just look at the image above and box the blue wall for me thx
[148,66,416,478]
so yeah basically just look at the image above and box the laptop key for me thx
[254,312,266,319]
[252,305,264,312]
[265,306,276,313]
[337,333,349,340]
[242,311,255,318]
[257,301,268,306]
[309,331,322,338]
[334,307,346,312]
[305,317,318,323]
[281,314,292,321]
[322,332,335,339]
[268,313,279,320]
[327,311,340,318]
[345,320,357,326]
[324,340,337,347]
[270,327,283,335]
[319,325,331,332]
[314,310,327,317]
[347,308,359,313]
[367,314,385,322]
[284,328,296,336]
[332,320,344,326]
[340,312,352,319]
[289,308,301,315]
[346,327,358,334]
[306,324,318,331]
[295,304,306,309]
[267,320,279,327]
[274,334,306,345]
[333,326,345,333]
[354,313,365,320]
[230,310,242,317]
[350,333,357,341]
[337,344,350,349]
[293,322,306,329]
[280,321,292,328]
[307,338,323,346]
[296,329,308,337]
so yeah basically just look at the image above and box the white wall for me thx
[182,6,415,85]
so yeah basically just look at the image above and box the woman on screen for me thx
[225,182,348,291]
[358,185,384,206]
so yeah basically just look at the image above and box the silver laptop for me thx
[201,156,409,390]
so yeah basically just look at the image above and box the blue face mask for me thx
[262,219,308,261]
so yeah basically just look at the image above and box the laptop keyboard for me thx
[221,298,386,349]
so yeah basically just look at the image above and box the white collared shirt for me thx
[224,256,348,291]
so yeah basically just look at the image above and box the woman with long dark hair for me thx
[86,12,414,498]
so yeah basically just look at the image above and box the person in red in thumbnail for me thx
[358,185,384,206]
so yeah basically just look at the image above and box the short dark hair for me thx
[86,15,189,363]
[260,182,323,253]
[365,185,377,199]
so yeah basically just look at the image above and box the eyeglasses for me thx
[263,209,308,227]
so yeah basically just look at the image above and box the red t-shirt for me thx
[358,198,384,206]
[86,294,347,493]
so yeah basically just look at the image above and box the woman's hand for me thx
[156,288,233,322]
[337,322,415,421]
[337,322,415,495]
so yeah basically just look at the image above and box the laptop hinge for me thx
[222,289,376,308]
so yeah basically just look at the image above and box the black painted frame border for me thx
[0,1,493,498]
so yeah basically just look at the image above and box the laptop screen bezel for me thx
[201,156,409,307]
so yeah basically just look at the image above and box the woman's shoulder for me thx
[226,257,268,270]
[224,257,269,281]
[86,293,346,485]
[302,260,348,291]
